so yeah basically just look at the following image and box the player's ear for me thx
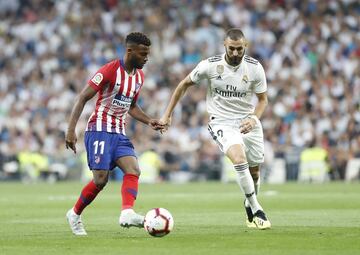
[126,47,133,54]
[244,39,249,48]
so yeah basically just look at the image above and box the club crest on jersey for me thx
[94,156,101,164]
[216,65,224,80]
[135,82,141,90]
[242,75,249,83]
[91,73,103,85]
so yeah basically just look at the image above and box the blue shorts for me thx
[84,131,136,170]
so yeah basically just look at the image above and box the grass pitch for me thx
[0,181,359,255]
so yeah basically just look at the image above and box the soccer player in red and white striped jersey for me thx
[65,32,163,235]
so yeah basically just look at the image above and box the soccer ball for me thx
[144,208,174,237]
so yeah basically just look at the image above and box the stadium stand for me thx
[0,0,359,182]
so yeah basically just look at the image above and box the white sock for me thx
[245,177,260,208]
[71,208,80,217]
[234,163,263,213]
[121,208,134,214]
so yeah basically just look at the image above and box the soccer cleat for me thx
[246,219,257,228]
[66,208,87,236]
[244,200,257,228]
[253,210,271,230]
[119,209,145,228]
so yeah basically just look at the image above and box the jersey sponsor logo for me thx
[91,73,103,85]
[112,94,132,108]
[214,88,247,98]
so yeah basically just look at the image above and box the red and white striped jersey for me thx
[86,59,144,135]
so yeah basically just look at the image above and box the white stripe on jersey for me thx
[106,113,112,132]
[138,71,142,86]
[121,114,126,135]
[130,72,136,96]
[116,67,121,85]
[123,73,129,96]
[96,105,105,131]
[115,117,120,134]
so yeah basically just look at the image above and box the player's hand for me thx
[149,119,166,131]
[159,116,172,134]
[240,117,257,134]
[65,130,77,154]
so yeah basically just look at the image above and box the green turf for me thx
[0,181,359,255]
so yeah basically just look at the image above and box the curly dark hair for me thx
[125,32,151,46]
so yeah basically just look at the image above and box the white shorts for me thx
[207,117,265,166]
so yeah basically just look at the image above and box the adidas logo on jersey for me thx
[216,75,222,80]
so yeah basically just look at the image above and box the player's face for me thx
[129,44,150,69]
[224,37,248,66]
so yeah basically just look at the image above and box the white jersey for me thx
[189,54,267,120]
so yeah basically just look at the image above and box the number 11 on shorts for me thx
[93,140,105,154]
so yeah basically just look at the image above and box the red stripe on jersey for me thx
[126,75,133,97]
[101,88,108,126]
[134,72,139,97]
[89,88,104,126]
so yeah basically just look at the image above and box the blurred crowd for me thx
[0,0,359,182]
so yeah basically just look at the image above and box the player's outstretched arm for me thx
[128,103,165,131]
[65,86,97,153]
[160,75,195,129]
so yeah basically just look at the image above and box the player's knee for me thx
[226,146,247,164]
[124,166,141,176]
[94,179,107,189]
[93,176,108,189]
[230,155,247,165]
[133,167,141,176]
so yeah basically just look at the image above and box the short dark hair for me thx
[125,32,151,46]
[225,28,245,40]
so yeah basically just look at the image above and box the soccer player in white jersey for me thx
[65,32,164,235]
[160,28,271,229]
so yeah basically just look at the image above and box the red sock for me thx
[121,174,139,210]
[73,180,102,215]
